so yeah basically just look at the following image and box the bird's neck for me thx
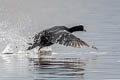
[68,27,79,33]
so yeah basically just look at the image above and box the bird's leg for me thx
[27,43,33,45]
[27,46,33,50]
[38,46,42,52]
[38,48,41,52]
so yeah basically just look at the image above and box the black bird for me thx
[27,25,97,51]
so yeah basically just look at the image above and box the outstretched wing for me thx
[51,31,90,48]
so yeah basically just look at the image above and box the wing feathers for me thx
[50,31,97,50]
[51,31,89,48]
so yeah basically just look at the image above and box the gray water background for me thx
[0,0,120,80]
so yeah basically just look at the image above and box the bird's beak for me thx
[84,29,87,32]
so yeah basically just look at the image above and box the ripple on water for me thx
[27,52,87,80]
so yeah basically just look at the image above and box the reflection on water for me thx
[29,53,86,80]
[0,53,87,80]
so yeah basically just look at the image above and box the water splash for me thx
[2,44,14,54]
[0,21,29,53]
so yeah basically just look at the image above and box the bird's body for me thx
[27,25,97,51]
